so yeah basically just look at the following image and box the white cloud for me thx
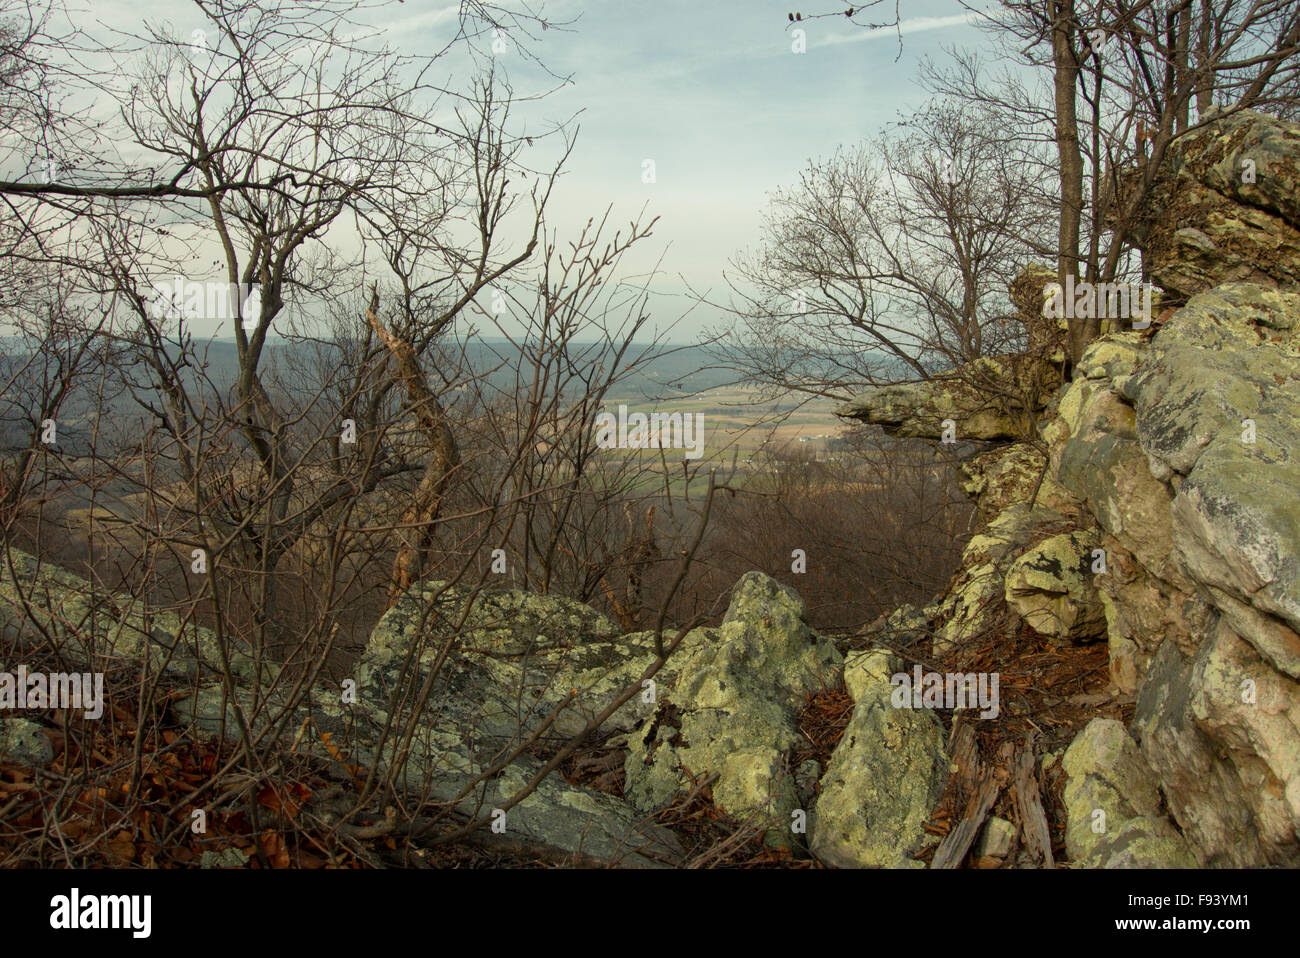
[379,3,465,37]
[811,12,979,49]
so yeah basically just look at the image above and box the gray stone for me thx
[174,677,685,868]
[0,547,267,683]
[356,580,701,746]
[810,658,948,868]
[623,572,842,845]
[1136,110,1300,298]
[1128,284,1300,677]
[1062,718,1197,868]
[199,847,250,869]
[1004,529,1107,644]
[836,355,1061,441]
[975,816,1016,859]
[0,716,53,767]
[1133,629,1300,867]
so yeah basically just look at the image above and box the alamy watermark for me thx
[1042,275,1154,329]
[594,404,704,459]
[50,888,150,938]
[891,666,999,719]
[0,665,104,719]
[148,277,262,329]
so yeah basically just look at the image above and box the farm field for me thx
[596,385,850,495]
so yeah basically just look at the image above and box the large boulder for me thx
[1093,541,1216,694]
[1004,529,1107,644]
[1062,718,1197,868]
[622,572,842,844]
[1135,109,1300,298]
[810,648,948,868]
[1040,334,1212,689]
[1054,373,1186,587]
[1132,629,1300,867]
[816,108,1300,870]
[356,581,696,744]
[0,547,265,683]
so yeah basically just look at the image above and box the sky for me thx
[490,0,992,341]
[8,0,995,342]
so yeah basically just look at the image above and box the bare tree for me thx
[0,0,732,866]
[961,0,1300,360]
[711,96,1056,438]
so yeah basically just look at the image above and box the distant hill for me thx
[0,334,748,457]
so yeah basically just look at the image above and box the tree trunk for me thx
[1051,0,1088,364]
[365,291,461,605]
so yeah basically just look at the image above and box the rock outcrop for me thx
[1137,108,1300,298]
[836,355,1062,441]
[1062,719,1197,868]
[811,647,948,867]
[0,550,685,866]
[890,291,1300,866]
[0,554,867,866]
[838,108,1300,868]
[623,572,841,846]
[1063,291,1300,866]
[5,112,1300,871]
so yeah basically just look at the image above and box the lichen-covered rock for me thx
[1093,542,1215,693]
[810,647,947,868]
[961,443,1051,522]
[200,847,250,869]
[1184,108,1300,228]
[1004,529,1107,644]
[1128,283,1300,677]
[976,816,1016,859]
[1037,332,1215,688]
[844,647,899,702]
[1055,380,1187,588]
[817,108,1300,870]
[0,716,53,767]
[484,759,683,866]
[1062,718,1197,868]
[365,580,620,660]
[623,572,841,843]
[356,581,695,744]
[0,547,264,683]
[836,355,1061,441]
[1073,333,1148,389]
[174,671,686,867]
[931,504,1072,653]
[1137,109,1300,298]
[0,545,686,867]
[1133,629,1300,867]
[1010,263,1069,363]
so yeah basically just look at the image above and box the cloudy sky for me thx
[18,0,992,341]
[485,0,990,340]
